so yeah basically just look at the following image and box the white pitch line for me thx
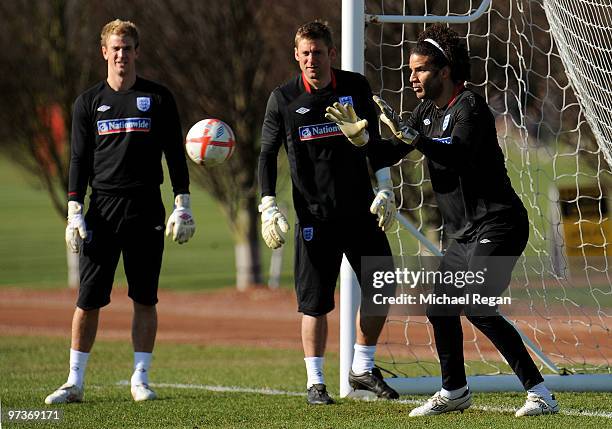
[116,380,305,397]
[116,380,612,419]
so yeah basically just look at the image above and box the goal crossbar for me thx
[365,0,491,25]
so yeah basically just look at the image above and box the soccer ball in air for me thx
[185,118,236,166]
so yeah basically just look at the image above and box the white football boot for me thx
[409,389,472,416]
[44,383,84,404]
[131,383,157,402]
[515,393,559,416]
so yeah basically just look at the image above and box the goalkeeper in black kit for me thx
[331,24,560,417]
[258,21,407,405]
[45,19,195,405]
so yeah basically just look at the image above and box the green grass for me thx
[0,336,610,428]
[0,154,295,290]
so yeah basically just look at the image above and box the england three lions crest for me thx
[442,114,451,131]
[136,97,151,112]
[302,227,314,241]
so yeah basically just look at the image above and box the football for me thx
[185,118,236,166]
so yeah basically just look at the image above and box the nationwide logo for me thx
[298,122,343,141]
[97,117,151,135]
[432,136,452,144]
[97,105,111,112]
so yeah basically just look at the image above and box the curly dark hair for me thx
[412,24,471,83]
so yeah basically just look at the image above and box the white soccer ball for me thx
[185,118,236,166]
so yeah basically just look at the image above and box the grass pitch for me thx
[0,336,610,429]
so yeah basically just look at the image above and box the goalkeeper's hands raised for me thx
[325,102,370,147]
[372,95,419,145]
[259,196,290,249]
[166,194,196,244]
[370,168,397,231]
[65,201,87,253]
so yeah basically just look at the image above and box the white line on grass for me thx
[117,380,612,419]
[117,380,305,397]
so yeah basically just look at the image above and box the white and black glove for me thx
[372,95,419,145]
[259,196,290,249]
[324,102,370,147]
[165,194,196,244]
[65,201,87,253]
[370,168,397,231]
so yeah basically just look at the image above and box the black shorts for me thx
[427,211,529,317]
[294,214,393,316]
[77,190,166,310]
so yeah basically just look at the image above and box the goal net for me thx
[341,0,611,395]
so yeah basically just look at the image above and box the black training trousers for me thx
[427,211,544,390]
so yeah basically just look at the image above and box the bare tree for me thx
[0,0,341,290]
[102,0,340,289]
[134,1,285,289]
[0,0,101,286]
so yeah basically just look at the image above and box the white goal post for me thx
[340,0,612,397]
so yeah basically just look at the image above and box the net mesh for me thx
[364,0,611,377]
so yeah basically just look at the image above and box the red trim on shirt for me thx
[302,69,336,93]
[301,72,311,93]
[447,83,466,108]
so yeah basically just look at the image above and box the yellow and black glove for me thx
[325,102,370,147]
[372,95,419,145]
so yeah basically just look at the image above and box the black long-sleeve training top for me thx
[68,76,189,202]
[404,88,524,239]
[258,68,408,222]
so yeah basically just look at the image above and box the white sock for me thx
[351,344,376,374]
[66,349,89,388]
[304,357,325,388]
[440,384,468,400]
[528,382,552,398]
[131,352,153,386]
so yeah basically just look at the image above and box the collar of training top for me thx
[446,83,466,109]
[302,69,337,94]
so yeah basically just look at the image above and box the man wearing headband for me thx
[328,23,559,417]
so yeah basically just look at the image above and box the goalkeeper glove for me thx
[324,102,370,147]
[165,194,196,244]
[259,196,290,249]
[65,201,87,253]
[370,168,397,231]
[372,95,419,145]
